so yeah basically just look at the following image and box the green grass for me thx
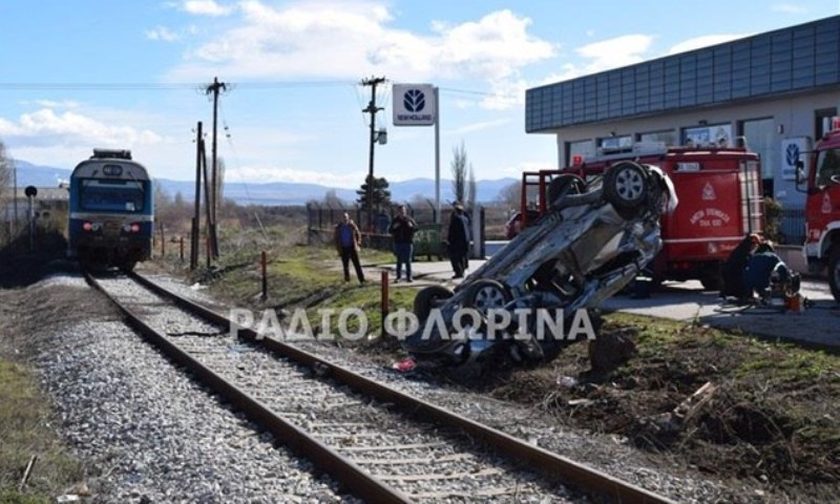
[0,360,82,502]
[605,311,840,383]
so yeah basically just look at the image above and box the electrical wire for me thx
[0,80,357,91]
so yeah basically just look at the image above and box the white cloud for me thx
[226,164,362,186]
[181,0,233,16]
[576,34,654,72]
[20,99,81,109]
[771,3,808,13]
[166,2,554,109]
[0,108,164,149]
[667,34,747,55]
[446,118,511,135]
[146,25,180,42]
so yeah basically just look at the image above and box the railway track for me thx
[83,269,675,504]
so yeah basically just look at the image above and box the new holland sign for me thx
[393,84,436,126]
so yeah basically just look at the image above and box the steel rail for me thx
[83,271,412,504]
[130,271,676,504]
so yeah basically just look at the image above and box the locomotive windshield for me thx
[80,179,145,212]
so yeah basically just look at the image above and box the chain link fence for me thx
[307,202,489,259]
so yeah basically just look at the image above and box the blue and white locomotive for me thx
[68,149,153,270]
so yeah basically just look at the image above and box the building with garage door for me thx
[525,15,840,243]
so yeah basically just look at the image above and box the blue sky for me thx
[0,0,838,188]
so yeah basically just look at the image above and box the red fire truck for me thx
[798,126,840,302]
[517,144,765,289]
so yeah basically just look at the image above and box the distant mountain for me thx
[10,160,517,206]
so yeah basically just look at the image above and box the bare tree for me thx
[467,166,477,208]
[450,141,467,204]
[0,141,11,228]
[496,180,522,211]
[322,189,346,208]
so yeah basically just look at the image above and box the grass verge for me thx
[0,360,83,503]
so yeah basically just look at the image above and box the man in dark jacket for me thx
[447,202,470,279]
[721,233,761,300]
[389,205,416,282]
[334,212,365,284]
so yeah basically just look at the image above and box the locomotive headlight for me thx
[83,221,93,232]
[130,223,141,233]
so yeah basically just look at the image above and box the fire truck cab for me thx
[798,124,840,302]
[519,143,764,289]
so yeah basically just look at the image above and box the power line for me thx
[0,80,357,91]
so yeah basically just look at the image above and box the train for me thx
[68,149,153,271]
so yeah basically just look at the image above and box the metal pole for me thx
[434,86,441,224]
[27,196,34,252]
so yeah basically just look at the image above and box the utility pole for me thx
[191,121,203,270]
[204,76,227,257]
[361,76,385,232]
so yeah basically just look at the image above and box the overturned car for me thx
[402,161,678,369]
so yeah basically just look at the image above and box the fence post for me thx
[380,270,389,337]
[160,224,166,258]
[261,251,268,300]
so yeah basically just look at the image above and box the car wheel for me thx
[829,247,840,303]
[547,174,585,207]
[463,279,511,313]
[604,161,649,213]
[413,285,454,321]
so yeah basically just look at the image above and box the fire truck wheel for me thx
[548,174,585,207]
[413,285,454,322]
[604,162,648,213]
[829,247,840,303]
[464,279,511,314]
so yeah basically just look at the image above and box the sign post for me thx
[393,83,440,222]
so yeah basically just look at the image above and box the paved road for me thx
[375,259,839,351]
[602,279,839,350]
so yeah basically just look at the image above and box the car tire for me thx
[603,162,649,214]
[547,174,585,207]
[463,279,511,313]
[413,285,454,321]
[829,246,840,303]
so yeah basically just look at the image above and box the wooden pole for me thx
[191,121,202,270]
[180,236,185,262]
[380,270,389,336]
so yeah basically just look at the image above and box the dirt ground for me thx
[427,314,840,503]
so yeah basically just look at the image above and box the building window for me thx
[681,123,732,147]
[598,135,632,150]
[815,107,837,138]
[565,139,595,165]
[638,130,676,145]
[739,118,776,194]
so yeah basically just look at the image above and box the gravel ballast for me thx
[23,273,353,503]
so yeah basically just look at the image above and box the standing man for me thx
[389,204,416,283]
[447,202,470,279]
[334,212,366,284]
